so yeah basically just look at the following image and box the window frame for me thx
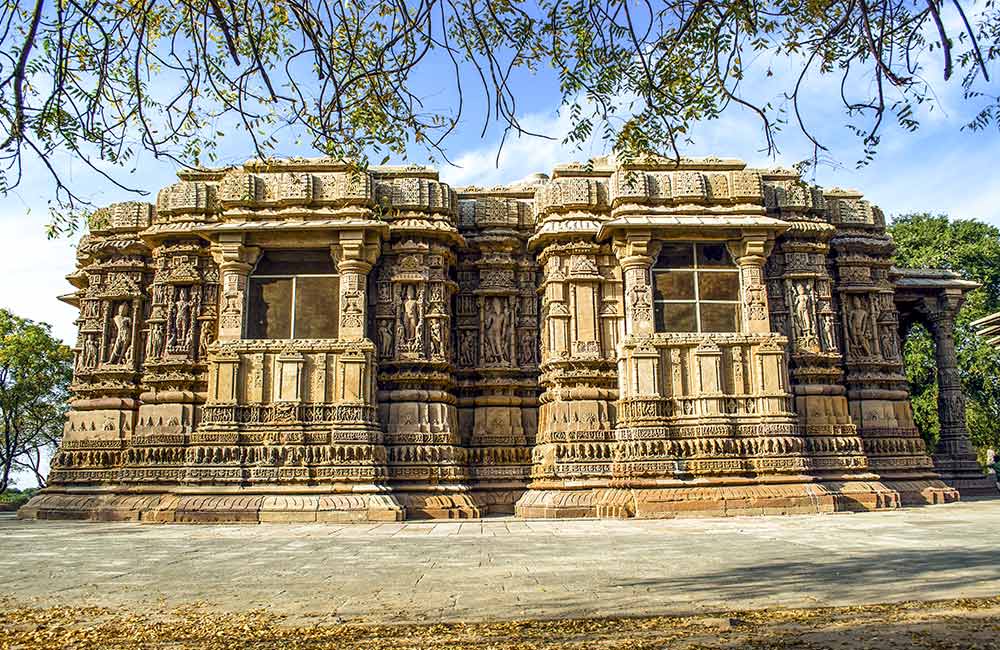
[652,242,742,334]
[245,250,340,340]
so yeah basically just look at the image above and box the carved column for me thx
[335,232,378,340]
[730,235,773,335]
[924,291,997,494]
[614,233,660,398]
[211,235,260,342]
[617,232,658,337]
[516,240,622,518]
[48,202,154,492]
[827,188,953,505]
[453,191,538,513]
[376,237,478,519]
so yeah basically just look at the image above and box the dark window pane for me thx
[247,277,292,339]
[293,276,339,338]
[698,272,740,301]
[696,243,732,268]
[255,250,336,275]
[655,243,694,269]
[654,271,695,301]
[656,302,697,333]
[700,303,740,332]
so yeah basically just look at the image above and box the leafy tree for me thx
[0,0,997,232]
[0,309,72,491]
[889,213,1000,461]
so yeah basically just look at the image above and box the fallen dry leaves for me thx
[1,596,999,649]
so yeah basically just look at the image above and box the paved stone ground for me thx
[3,499,1000,624]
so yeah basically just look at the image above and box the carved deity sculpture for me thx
[108,303,133,365]
[146,323,164,359]
[377,319,394,358]
[820,313,838,352]
[847,296,874,358]
[429,320,444,357]
[484,297,510,364]
[792,282,816,340]
[81,334,99,370]
[401,285,422,344]
[458,330,477,366]
[174,289,192,346]
[198,322,214,359]
[518,333,535,366]
[880,325,898,361]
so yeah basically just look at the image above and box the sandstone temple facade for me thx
[21,156,996,522]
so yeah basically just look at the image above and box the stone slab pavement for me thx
[3,499,1000,624]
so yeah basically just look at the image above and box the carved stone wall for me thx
[455,183,540,512]
[23,155,983,523]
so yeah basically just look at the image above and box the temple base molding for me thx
[515,479,908,519]
[19,490,406,523]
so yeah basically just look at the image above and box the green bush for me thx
[0,488,38,511]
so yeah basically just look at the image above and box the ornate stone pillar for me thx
[730,235,773,335]
[211,235,260,342]
[376,237,478,519]
[617,232,658,337]
[334,232,379,340]
[826,188,953,505]
[924,291,998,495]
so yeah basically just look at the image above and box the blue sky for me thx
[5,50,997,350]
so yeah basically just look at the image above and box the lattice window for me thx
[652,243,741,333]
[246,250,339,339]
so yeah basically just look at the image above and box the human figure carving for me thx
[81,335,99,369]
[848,296,873,357]
[792,283,815,339]
[820,314,838,352]
[377,319,394,358]
[199,322,214,358]
[108,304,133,364]
[147,323,164,359]
[880,326,898,360]
[459,331,476,366]
[174,289,192,346]
[429,320,443,357]
[484,297,509,363]
[401,285,421,344]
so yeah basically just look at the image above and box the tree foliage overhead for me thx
[0,308,72,490]
[889,213,1000,459]
[0,0,997,230]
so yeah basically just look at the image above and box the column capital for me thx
[210,239,260,272]
[727,234,774,263]
[613,231,661,267]
[921,288,965,328]
[334,230,381,267]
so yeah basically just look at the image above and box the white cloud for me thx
[0,214,80,344]
[439,106,613,187]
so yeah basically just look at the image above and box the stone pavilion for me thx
[20,156,996,522]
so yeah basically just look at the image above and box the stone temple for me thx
[20,156,996,523]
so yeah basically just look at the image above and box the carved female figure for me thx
[483,296,509,364]
[792,282,815,339]
[429,319,444,357]
[377,319,394,358]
